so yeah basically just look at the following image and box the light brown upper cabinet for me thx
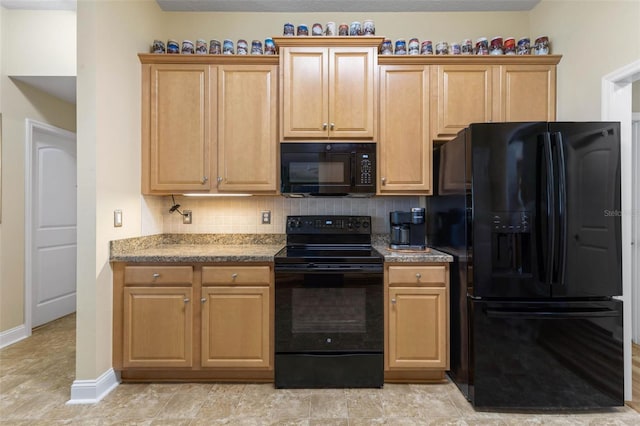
[217,65,278,192]
[140,55,279,195]
[432,64,493,142]
[378,65,431,194]
[498,64,557,122]
[143,63,214,193]
[274,37,383,140]
[428,56,561,144]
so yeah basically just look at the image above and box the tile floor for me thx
[2,314,640,425]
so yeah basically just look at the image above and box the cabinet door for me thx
[329,47,376,139]
[217,65,278,192]
[201,286,271,369]
[281,47,329,138]
[379,65,431,194]
[123,287,193,368]
[145,64,214,192]
[499,64,556,122]
[388,286,447,369]
[433,65,493,141]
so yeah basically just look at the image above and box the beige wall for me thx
[76,0,161,380]
[633,81,640,113]
[530,0,640,120]
[157,11,531,47]
[4,10,75,76]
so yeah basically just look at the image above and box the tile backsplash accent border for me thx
[142,195,421,235]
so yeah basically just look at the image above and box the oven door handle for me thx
[275,265,383,274]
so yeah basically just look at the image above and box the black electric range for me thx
[274,215,384,388]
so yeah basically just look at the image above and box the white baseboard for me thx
[67,368,120,404]
[0,324,30,349]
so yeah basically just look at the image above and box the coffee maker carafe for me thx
[389,208,427,250]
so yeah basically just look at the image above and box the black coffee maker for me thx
[389,208,427,250]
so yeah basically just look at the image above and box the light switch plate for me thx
[114,209,123,227]
[183,210,192,224]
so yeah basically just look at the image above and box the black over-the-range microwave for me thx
[280,142,376,197]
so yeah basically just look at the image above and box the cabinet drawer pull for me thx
[184,298,190,303]
[231,273,238,280]
[152,273,160,279]
[416,273,422,280]
[200,298,207,303]
[202,176,208,184]
[391,298,397,304]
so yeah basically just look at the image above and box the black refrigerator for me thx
[427,122,624,409]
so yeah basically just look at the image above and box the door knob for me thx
[200,298,207,303]
[391,298,396,304]
[184,298,190,303]
[416,273,422,280]
[231,273,238,280]
[330,122,335,130]
[323,123,328,130]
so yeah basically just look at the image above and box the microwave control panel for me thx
[357,153,375,186]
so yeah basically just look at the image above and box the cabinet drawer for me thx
[124,266,193,286]
[388,265,446,286]
[202,266,270,286]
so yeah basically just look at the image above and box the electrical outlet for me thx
[261,210,271,224]
[183,210,192,224]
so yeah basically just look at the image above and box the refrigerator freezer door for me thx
[548,122,621,297]
[470,299,624,408]
[469,122,551,298]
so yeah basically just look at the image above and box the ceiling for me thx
[1,0,541,105]
[155,0,541,12]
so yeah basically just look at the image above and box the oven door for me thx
[275,265,383,353]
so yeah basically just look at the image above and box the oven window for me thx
[292,288,366,333]
[289,162,345,183]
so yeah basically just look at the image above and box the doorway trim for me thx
[602,59,640,401]
[24,118,77,335]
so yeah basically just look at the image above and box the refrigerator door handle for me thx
[485,308,621,319]
[542,132,556,286]
[552,132,568,287]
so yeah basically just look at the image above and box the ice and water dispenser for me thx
[491,211,532,275]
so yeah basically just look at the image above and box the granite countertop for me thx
[110,234,285,263]
[110,234,453,263]
[373,243,453,263]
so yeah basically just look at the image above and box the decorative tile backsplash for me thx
[142,195,421,235]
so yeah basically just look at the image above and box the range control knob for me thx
[362,221,370,228]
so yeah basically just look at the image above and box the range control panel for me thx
[286,215,371,234]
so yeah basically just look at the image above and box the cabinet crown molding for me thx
[378,54,562,65]
[273,36,385,48]
[138,53,279,65]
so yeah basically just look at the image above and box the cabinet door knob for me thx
[184,298,190,303]
[152,273,160,279]
[217,176,223,182]
[202,176,208,184]
[391,298,397,304]
[416,273,422,280]
[200,298,207,303]
[231,273,238,280]
[381,177,386,185]
[330,122,335,130]
[323,123,328,130]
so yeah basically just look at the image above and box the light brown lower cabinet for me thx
[385,263,450,382]
[112,263,273,381]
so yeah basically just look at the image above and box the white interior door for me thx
[31,123,77,328]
